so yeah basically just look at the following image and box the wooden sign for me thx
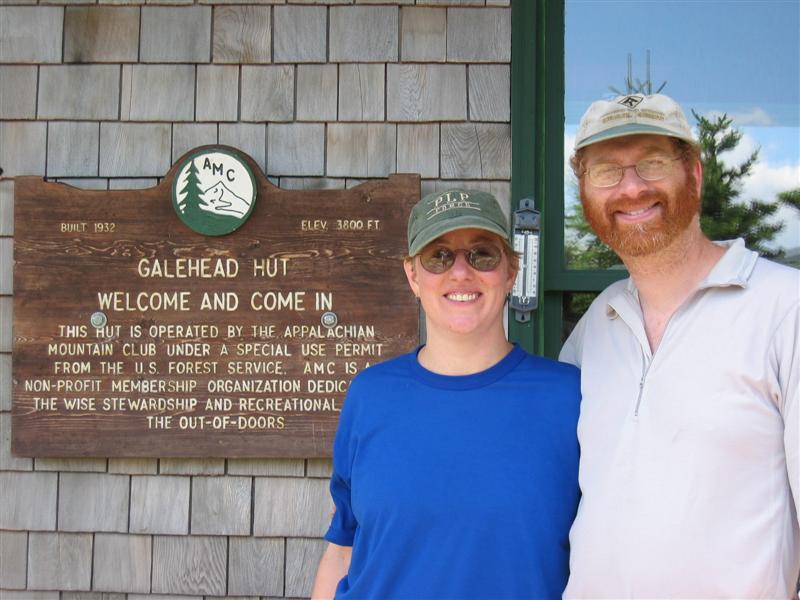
[13,146,419,457]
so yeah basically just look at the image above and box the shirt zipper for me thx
[634,353,651,417]
[632,290,702,418]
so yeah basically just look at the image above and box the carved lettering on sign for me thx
[13,146,419,458]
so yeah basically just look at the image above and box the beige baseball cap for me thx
[574,93,697,150]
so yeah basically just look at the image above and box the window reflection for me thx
[564,0,800,271]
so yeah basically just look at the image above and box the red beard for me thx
[580,173,700,257]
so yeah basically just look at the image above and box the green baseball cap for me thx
[407,189,509,256]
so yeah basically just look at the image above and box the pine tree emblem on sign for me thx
[172,148,257,236]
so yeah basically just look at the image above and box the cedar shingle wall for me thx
[0,1,511,596]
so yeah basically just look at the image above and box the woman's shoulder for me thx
[346,349,417,391]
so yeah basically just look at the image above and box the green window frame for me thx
[509,0,627,358]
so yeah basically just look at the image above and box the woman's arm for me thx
[311,542,352,600]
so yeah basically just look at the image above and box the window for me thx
[510,1,800,357]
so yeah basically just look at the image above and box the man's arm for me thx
[777,302,800,517]
[559,312,587,367]
[311,542,352,600]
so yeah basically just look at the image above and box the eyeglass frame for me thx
[414,243,507,274]
[579,154,685,188]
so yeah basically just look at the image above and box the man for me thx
[560,93,799,598]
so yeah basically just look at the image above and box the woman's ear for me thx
[403,258,420,298]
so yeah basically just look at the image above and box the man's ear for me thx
[693,159,703,199]
[403,258,420,298]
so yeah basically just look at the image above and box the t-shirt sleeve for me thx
[324,379,361,546]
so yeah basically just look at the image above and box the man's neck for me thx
[621,224,726,350]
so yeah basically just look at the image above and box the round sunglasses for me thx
[418,243,503,274]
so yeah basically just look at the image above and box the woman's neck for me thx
[417,328,512,375]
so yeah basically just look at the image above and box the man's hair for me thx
[569,138,701,179]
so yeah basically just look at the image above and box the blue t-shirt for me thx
[325,345,581,599]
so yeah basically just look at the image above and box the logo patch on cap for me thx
[425,191,481,220]
[617,94,644,109]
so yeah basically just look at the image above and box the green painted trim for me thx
[510,0,629,355]
[545,268,628,291]
[542,291,564,359]
[508,0,537,353]
[533,0,565,355]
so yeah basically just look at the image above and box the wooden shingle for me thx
[172,124,218,163]
[0,7,63,63]
[121,65,195,121]
[400,7,446,62]
[228,537,284,596]
[0,180,12,236]
[330,6,398,62]
[130,475,189,535]
[227,458,305,477]
[285,538,327,598]
[27,532,92,591]
[387,64,467,121]
[151,535,227,596]
[92,533,152,593]
[327,123,397,178]
[469,65,510,122]
[338,64,385,122]
[196,66,239,122]
[0,122,46,177]
[447,7,511,62]
[64,7,139,63]
[0,472,57,530]
[47,122,100,177]
[297,65,338,122]
[99,123,171,177]
[38,66,120,120]
[305,458,333,478]
[158,458,225,475]
[441,123,511,179]
[219,123,267,173]
[273,5,327,63]
[1,413,32,471]
[140,6,211,63]
[241,66,294,122]
[0,66,37,119]
[58,473,129,532]
[253,477,331,537]
[267,123,325,177]
[213,6,271,64]
[398,123,440,178]
[190,476,251,536]
[0,531,27,589]
[108,458,158,475]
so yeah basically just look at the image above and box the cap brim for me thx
[575,123,696,149]
[408,215,509,256]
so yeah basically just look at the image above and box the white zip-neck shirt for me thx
[561,239,799,598]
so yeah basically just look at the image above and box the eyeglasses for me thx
[418,244,503,274]
[582,155,682,188]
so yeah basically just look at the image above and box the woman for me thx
[312,189,581,599]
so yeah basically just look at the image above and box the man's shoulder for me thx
[751,255,800,288]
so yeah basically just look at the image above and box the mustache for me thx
[605,190,668,214]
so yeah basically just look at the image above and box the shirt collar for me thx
[609,238,758,319]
